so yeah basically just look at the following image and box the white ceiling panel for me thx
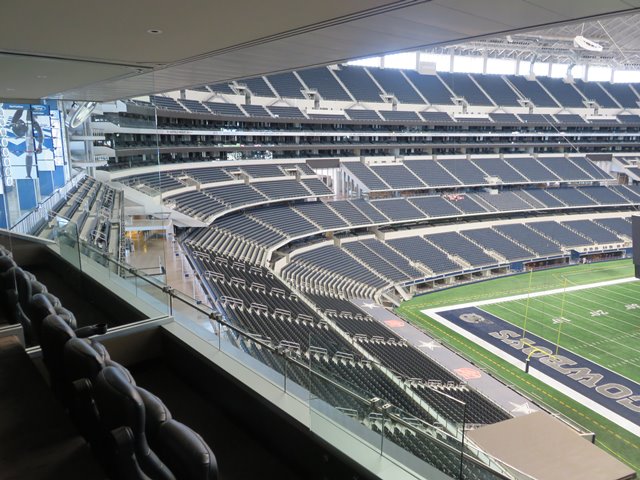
[2,0,638,100]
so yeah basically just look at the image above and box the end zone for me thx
[422,305,640,437]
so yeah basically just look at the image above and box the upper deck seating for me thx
[238,77,275,97]
[207,82,235,94]
[404,71,454,105]
[267,106,306,119]
[408,196,461,217]
[242,104,271,117]
[573,79,619,108]
[471,158,528,183]
[345,109,381,121]
[528,221,591,248]
[388,236,461,274]
[504,157,559,182]
[537,157,593,181]
[599,83,639,109]
[426,232,497,266]
[506,76,558,107]
[370,198,424,221]
[296,67,352,101]
[367,67,424,104]
[561,220,623,244]
[494,224,562,257]
[204,102,246,116]
[536,77,585,108]
[369,164,425,189]
[419,111,455,122]
[463,228,532,261]
[404,160,461,187]
[342,162,389,191]
[334,66,383,103]
[265,72,306,99]
[438,73,493,106]
[489,113,520,123]
[149,96,185,111]
[379,110,421,121]
[179,99,210,114]
[471,74,521,106]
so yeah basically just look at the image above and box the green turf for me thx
[400,259,634,311]
[482,281,640,382]
[395,259,640,473]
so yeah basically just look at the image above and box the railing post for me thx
[163,286,174,314]
[459,402,467,480]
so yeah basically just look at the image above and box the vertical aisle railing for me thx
[10,172,86,235]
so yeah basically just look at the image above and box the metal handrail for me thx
[75,240,511,480]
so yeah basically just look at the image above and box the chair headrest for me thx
[138,387,172,441]
[64,337,106,383]
[88,339,111,362]
[54,305,77,330]
[0,255,15,273]
[155,420,218,480]
[42,313,76,342]
[41,314,76,359]
[29,292,56,318]
[28,294,58,342]
[42,292,61,308]
[93,366,145,435]
[14,268,34,305]
[30,280,48,295]
[105,359,137,385]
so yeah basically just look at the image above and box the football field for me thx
[396,259,640,473]
[481,279,640,382]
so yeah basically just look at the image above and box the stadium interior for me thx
[1,1,640,479]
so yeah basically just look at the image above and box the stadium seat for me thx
[92,366,174,480]
[154,420,219,480]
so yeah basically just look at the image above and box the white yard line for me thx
[428,276,640,313]
[483,302,640,366]
[491,295,640,339]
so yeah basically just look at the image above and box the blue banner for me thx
[2,104,36,181]
[16,178,37,211]
[32,104,54,172]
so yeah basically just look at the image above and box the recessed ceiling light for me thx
[147,29,163,35]
[5,88,15,91]
[37,75,48,79]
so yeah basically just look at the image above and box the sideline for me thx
[428,276,639,314]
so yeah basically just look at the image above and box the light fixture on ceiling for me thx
[147,29,163,35]
[66,102,98,129]
[573,35,603,52]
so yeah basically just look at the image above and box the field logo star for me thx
[509,402,537,415]
[417,340,441,351]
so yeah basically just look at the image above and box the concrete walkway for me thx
[350,298,540,419]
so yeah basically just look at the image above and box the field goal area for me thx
[478,276,640,383]
[418,261,640,437]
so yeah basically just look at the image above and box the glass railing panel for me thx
[53,246,514,480]
[307,365,384,457]
[54,218,82,271]
[381,403,462,479]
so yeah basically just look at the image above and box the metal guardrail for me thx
[9,173,86,235]
[67,238,513,480]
